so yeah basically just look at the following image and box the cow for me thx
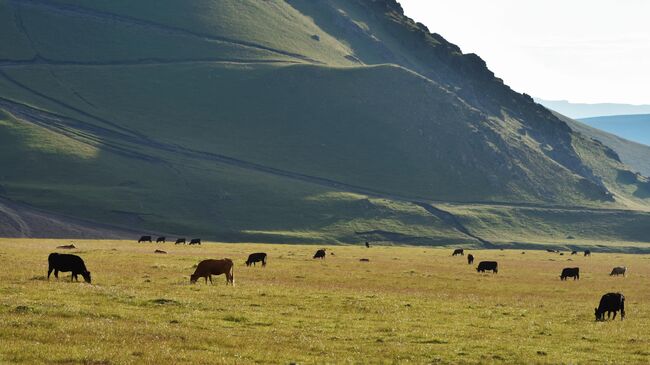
[467,254,474,265]
[245,253,267,267]
[156,236,166,243]
[546,249,555,253]
[189,238,201,245]
[560,267,580,280]
[56,244,76,249]
[138,235,152,243]
[610,267,627,277]
[313,249,326,259]
[452,249,464,256]
[47,253,91,283]
[571,251,578,255]
[175,238,186,245]
[595,293,625,321]
[365,241,370,248]
[584,250,591,257]
[154,250,167,254]
[476,261,498,273]
[190,259,234,285]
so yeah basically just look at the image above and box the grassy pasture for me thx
[0,239,649,364]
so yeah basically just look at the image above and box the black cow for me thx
[467,254,474,265]
[610,267,627,277]
[452,249,464,256]
[246,253,267,267]
[156,236,166,243]
[365,241,370,248]
[584,250,591,257]
[595,293,625,321]
[189,238,201,245]
[47,253,91,283]
[571,251,578,255]
[560,267,580,280]
[138,235,152,243]
[175,238,186,245]
[313,249,326,259]
[476,261,498,273]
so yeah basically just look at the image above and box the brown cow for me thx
[190,259,234,285]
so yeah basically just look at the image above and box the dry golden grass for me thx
[0,239,649,364]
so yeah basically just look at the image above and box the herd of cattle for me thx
[451,248,625,320]
[45,240,627,321]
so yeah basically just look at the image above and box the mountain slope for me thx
[580,114,650,147]
[1,0,649,245]
[559,114,650,177]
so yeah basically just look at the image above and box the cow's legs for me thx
[54,269,59,279]
[612,311,617,320]
[208,275,213,285]
[47,267,53,280]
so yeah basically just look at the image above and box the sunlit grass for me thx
[0,239,648,364]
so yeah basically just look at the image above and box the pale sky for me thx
[399,0,650,105]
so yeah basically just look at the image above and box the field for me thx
[1,239,649,364]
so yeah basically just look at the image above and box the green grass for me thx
[1,239,649,364]
[1,0,650,243]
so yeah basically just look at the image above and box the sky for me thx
[398,0,650,105]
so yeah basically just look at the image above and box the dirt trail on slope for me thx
[0,196,138,238]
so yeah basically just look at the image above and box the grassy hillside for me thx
[0,0,649,245]
[2,239,650,363]
[556,112,650,179]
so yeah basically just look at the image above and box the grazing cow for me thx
[175,238,186,245]
[313,249,326,259]
[190,259,234,285]
[359,258,370,262]
[467,254,474,265]
[189,238,201,245]
[476,261,498,273]
[156,236,166,243]
[56,244,76,249]
[245,253,267,267]
[571,251,578,255]
[584,250,591,257]
[138,235,152,243]
[47,253,91,283]
[365,241,370,248]
[595,293,625,321]
[452,249,464,256]
[560,267,580,280]
[610,267,627,277]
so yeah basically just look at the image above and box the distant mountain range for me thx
[579,114,650,147]
[535,98,650,119]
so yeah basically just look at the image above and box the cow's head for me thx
[82,271,92,284]
[190,274,199,284]
[594,308,603,321]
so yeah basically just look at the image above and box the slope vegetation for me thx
[0,0,649,245]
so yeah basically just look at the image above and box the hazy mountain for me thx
[1,0,649,246]
[579,114,650,147]
[535,98,650,119]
